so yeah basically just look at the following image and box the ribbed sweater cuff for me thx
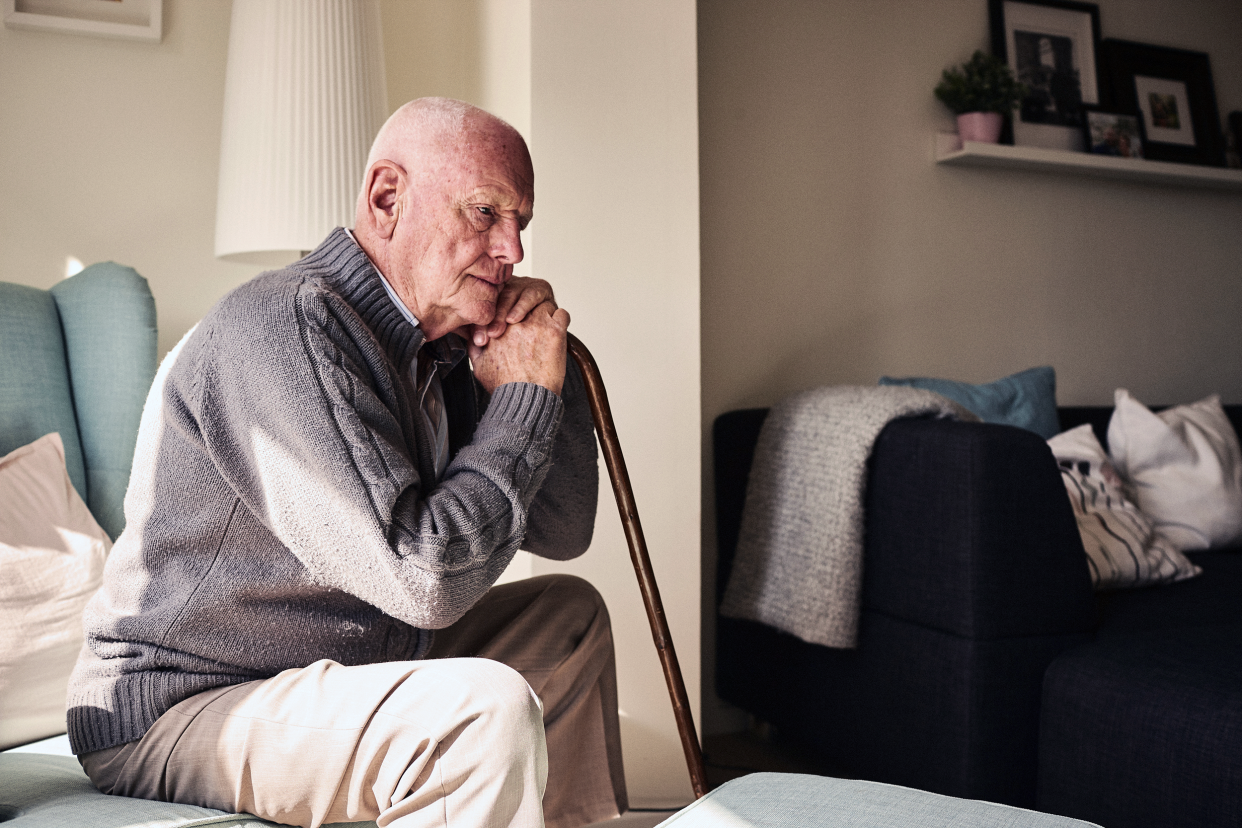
[485,382,563,441]
[67,672,244,756]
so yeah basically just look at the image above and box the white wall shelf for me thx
[935,134,1242,191]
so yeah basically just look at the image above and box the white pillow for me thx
[1108,389,1242,550]
[1048,424,1200,590]
[0,433,111,750]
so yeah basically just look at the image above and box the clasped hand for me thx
[467,277,569,396]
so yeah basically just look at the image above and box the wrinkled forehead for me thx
[423,123,534,210]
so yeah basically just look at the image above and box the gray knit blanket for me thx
[719,386,976,648]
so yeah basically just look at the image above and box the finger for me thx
[523,299,556,321]
[552,307,570,330]
[492,285,520,326]
[471,324,489,348]
[506,280,555,324]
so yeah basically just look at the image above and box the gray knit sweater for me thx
[66,228,598,755]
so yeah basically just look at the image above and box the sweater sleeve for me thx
[191,280,562,630]
[521,356,599,559]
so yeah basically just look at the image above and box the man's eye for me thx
[477,206,494,217]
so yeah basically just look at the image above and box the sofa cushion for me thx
[1038,627,1242,828]
[1047,424,1199,590]
[879,366,1059,439]
[49,264,158,540]
[1108,389,1242,551]
[0,434,110,750]
[0,754,377,827]
[0,753,280,827]
[0,283,87,503]
[1094,549,1242,635]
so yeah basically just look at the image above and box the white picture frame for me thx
[3,0,162,43]
[991,0,1102,152]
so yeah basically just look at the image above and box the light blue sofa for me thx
[0,266,1098,828]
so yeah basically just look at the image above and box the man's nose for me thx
[489,219,524,265]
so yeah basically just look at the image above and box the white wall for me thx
[697,0,1242,734]
[527,0,702,809]
[380,0,532,187]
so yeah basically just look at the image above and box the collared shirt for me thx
[344,229,465,481]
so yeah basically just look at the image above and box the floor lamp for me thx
[215,0,387,265]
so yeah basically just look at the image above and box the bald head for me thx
[355,98,529,219]
[351,98,535,341]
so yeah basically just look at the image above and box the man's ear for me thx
[363,161,404,240]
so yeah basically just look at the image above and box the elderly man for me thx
[67,98,626,828]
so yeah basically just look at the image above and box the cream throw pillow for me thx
[1108,389,1242,551]
[1049,424,1200,589]
[0,433,111,750]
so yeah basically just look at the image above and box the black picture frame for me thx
[1100,39,1225,167]
[989,0,1103,151]
[1081,105,1145,159]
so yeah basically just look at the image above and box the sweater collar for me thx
[298,227,425,373]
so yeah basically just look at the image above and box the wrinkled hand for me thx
[469,276,555,347]
[469,300,570,396]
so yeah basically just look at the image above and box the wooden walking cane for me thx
[566,333,709,800]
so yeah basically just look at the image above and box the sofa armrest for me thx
[863,417,1095,640]
[713,410,1098,806]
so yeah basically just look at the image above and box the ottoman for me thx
[659,772,1096,827]
[1037,627,1242,828]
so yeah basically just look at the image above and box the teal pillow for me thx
[879,366,1059,439]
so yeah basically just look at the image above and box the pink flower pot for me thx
[956,112,1004,144]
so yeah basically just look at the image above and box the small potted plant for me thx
[934,50,1026,144]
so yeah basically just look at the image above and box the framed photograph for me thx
[3,0,162,43]
[1082,107,1144,158]
[989,0,1102,151]
[1100,39,1224,167]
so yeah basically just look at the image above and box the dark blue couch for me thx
[714,405,1242,826]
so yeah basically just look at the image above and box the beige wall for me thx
[698,0,1242,734]
[0,0,254,356]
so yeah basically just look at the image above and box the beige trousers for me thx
[80,574,627,828]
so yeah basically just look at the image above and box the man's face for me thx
[388,124,534,341]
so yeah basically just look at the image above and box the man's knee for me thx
[388,659,543,747]
[441,660,546,787]
[468,658,545,734]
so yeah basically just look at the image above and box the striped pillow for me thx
[1049,424,1201,590]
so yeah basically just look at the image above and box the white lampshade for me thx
[215,0,388,263]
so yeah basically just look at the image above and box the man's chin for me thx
[445,307,498,341]
[471,302,499,329]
